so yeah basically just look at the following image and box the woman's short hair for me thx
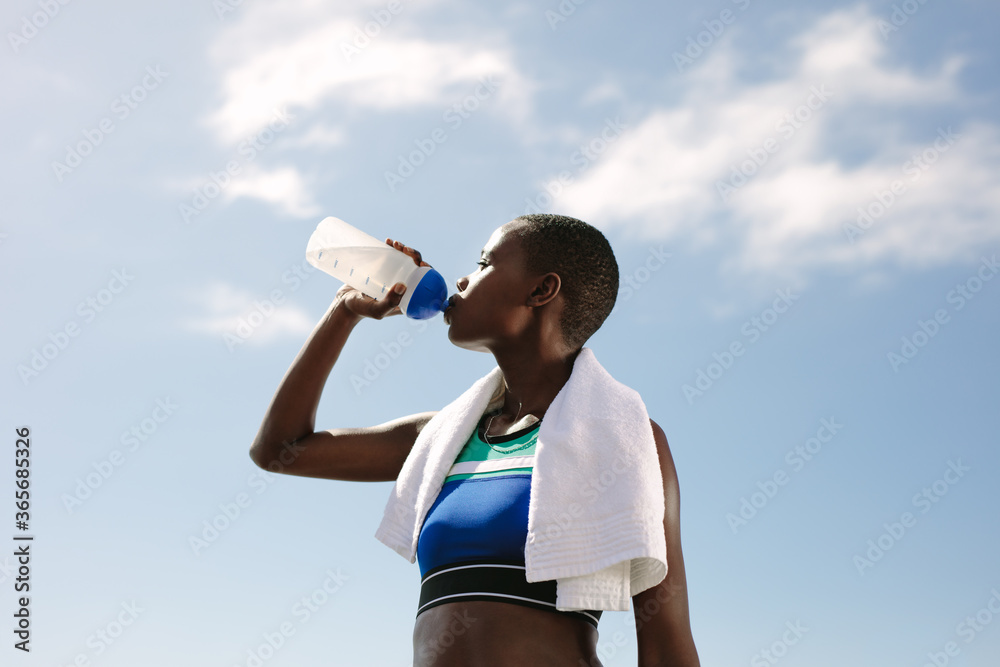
[510,214,620,350]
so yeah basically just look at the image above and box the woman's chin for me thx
[447,331,491,353]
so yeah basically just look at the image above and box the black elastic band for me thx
[417,560,602,628]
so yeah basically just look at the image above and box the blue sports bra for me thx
[415,412,602,628]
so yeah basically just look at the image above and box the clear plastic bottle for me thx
[305,216,449,319]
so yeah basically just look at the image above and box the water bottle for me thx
[306,216,450,319]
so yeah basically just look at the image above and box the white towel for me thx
[374,347,667,611]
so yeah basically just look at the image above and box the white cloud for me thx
[223,164,322,219]
[182,281,315,346]
[554,5,1000,282]
[581,81,627,106]
[191,1,536,220]
[205,2,534,143]
[286,124,346,149]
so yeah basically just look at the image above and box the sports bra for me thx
[415,411,602,628]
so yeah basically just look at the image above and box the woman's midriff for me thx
[412,600,603,667]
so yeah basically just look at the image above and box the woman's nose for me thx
[456,275,469,291]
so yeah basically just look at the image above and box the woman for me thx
[250,214,699,666]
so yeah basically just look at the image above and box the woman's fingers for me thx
[330,237,428,319]
[385,237,430,267]
[334,281,405,319]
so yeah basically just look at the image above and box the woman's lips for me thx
[444,295,456,322]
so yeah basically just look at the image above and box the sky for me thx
[2,0,999,665]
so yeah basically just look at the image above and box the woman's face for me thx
[445,222,537,353]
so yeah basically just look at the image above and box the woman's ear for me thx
[527,272,561,307]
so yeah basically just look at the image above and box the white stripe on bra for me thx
[446,455,535,476]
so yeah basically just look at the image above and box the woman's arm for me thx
[249,240,435,482]
[633,418,700,667]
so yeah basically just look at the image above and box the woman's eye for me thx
[476,261,488,269]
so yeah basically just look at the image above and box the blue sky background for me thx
[2,0,999,665]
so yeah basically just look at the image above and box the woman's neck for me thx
[490,347,581,422]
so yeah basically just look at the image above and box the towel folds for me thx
[374,347,667,611]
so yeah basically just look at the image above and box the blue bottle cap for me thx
[405,267,449,319]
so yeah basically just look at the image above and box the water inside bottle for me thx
[306,245,418,300]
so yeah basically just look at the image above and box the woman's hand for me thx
[250,237,435,477]
[334,238,430,320]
